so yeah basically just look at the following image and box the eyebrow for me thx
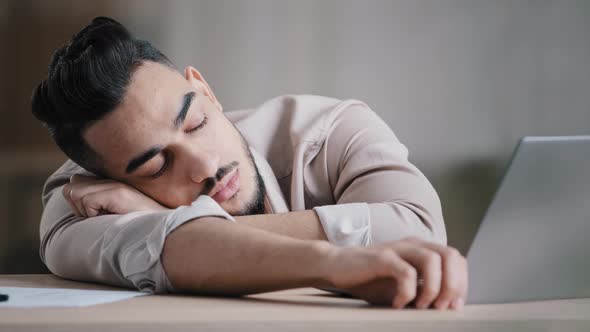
[125,91,195,175]
[125,146,164,174]
[174,91,196,129]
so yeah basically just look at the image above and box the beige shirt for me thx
[39,95,446,294]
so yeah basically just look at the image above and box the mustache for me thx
[202,161,239,195]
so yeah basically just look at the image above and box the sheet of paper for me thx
[0,286,148,308]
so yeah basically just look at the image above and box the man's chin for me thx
[222,193,265,216]
[218,195,246,216]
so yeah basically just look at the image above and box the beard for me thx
[234,146,267,216]
[228,127,267,216]
[201,122,267,216]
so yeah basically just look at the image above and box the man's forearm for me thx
[234,210,328,242]
[161,216,332,295]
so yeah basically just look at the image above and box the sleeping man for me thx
[32,17,467,310]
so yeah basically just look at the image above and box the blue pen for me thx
[0,293,9,302]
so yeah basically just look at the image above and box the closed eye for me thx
[150,151,171,179]
[185,116,208,134]
[150,116,209,179]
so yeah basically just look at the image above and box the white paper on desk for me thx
[0,286,148,308]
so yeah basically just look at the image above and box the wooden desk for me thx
[0,274,588,332]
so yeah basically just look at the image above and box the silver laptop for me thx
[467,136,590,304]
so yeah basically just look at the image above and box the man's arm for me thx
[42,171,331,295]
[161,216,330,295]
[39,162,237,293]
[227,103,446,247]
[41,162,467,308]
[234,210,328,242]
[63,172,330,243]
[161,218,468,310]
[310,103,447,247]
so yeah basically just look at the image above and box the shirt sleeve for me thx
[312,103,447,247]
[38,162,235,294]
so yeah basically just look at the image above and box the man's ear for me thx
[184,66,223,112]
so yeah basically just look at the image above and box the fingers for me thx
[62,175,118,217]
[62,184,82,217]
[405,237,468,310]
[370,237,468,310]
[61,175,166,218]
[373,250,418,309]
[395,245,442,309]
[65,183,112,217]
[347,278,398,306]
[80,191,111,217]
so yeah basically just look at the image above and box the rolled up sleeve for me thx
[39,163,234,294]
[313,103,446,247]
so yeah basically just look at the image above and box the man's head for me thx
[31,17,266,215]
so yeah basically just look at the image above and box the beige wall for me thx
[128,0,590,252]
[1,0,589,272]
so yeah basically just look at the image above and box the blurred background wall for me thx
[0,0,588,273]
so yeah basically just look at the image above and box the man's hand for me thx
[62,174,167,217]
[324,237,468,310]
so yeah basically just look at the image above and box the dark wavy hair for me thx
[31,16,175,176]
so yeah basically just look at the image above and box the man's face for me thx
[84,61,265,215]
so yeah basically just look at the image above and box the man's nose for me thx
[187,148,220,184]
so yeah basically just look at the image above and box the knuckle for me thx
[399,266,417,282]
[442,247,462,261]
[62,184,70,197]
[80,194,92,206]
[374,249,395,265]
[69,189,80,201]
[397,281,417,302]
[424,251,442,266]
